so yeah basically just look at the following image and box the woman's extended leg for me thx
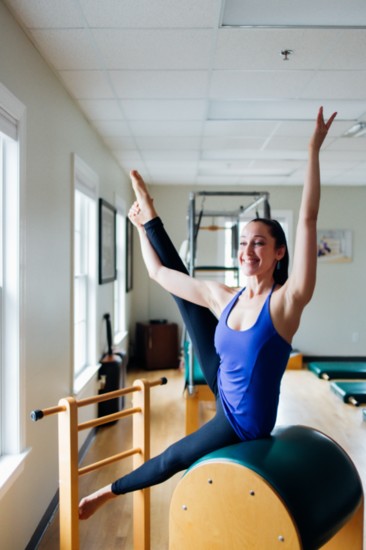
[130,171,220,393]
[79,399,241,519]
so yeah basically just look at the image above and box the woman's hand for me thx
[128,200,144,228]
[309,106,337,152]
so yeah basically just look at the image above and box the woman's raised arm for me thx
[286,107,337,306]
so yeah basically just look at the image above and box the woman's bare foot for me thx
[78,485,117,520]
[129,170,158,224]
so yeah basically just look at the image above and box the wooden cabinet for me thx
[135,322,179,370]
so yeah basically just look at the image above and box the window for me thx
[73,156,98,392]
[0,84,27,494]
[114,197,127,341]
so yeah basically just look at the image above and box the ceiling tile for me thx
[326,137,366,151]
[109,70,209,99]
[302,70,366,100]
[204,120,279,137]
[77,99,124,120]
[30,29,101,70]
[5,0,85,28]
[103,136,137,149]
[201,136,265,150]
[143,150,200,161]
[92,29,214,70]
[208,99,360,121]
[214,28,341,70]
[321,30,366,70]
[121,99,207,121]
[59,70,114,99]
[134,136,201,149]
[128,120,203,136]
[114,149,143,161]
[92,120,131,137]
[264,136,310,151]
[209,70,313,99]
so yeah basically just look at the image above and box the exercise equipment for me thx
[184,191,272,430]
[183,341,215,435]
[31,377,167,550]
[169,425,363,549]
[330,381,366,406]
[308,361,366,380]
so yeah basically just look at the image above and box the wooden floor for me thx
[37,366,366,549]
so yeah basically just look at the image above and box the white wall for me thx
[131,184,366,357]
[0,4,133,549]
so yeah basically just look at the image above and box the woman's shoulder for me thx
[205,281,239,317]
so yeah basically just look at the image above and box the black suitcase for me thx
[98,313,124,421]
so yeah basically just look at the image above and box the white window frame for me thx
[73,155,98,394]
[0,83,29,497]
[114,195,127,345]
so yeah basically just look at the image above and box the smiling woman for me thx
[78,108,337,521]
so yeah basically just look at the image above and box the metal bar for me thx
[195,191,266,197]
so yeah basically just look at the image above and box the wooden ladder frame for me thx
[31,377,167,550]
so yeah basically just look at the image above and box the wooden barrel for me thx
[169,425,363,549]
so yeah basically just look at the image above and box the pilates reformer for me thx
[169,425,364,549]
[31,377,167,550]
[184,190,271,434]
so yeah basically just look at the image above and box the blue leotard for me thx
[215,285,292,441]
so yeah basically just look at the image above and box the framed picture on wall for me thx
[98,198,117,284]
[126,218,133,292]
[317,229,352,263]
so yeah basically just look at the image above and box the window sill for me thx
[0,448,31,499]
[73,363,100,396]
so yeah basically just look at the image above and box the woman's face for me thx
[238,221,284,278]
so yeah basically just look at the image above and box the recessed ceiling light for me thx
[343,122,366,137]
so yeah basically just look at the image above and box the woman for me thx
[79,107,336,519]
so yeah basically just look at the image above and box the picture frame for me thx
[98,198,117,284]
[126,218,133,292]
[317,229,352,263]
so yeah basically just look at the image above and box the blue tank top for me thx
[215,286,292,441]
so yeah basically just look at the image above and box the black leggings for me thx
[111,218,241,495]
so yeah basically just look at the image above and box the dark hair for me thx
[250,218,289,285]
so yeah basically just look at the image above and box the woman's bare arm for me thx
[285,107,337,308]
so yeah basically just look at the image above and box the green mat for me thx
[308,361,366,380]
[330,381,366,406]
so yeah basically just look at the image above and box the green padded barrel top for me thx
[189,425,363,550]
[330,380,366,405]
[308,361,366,380]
